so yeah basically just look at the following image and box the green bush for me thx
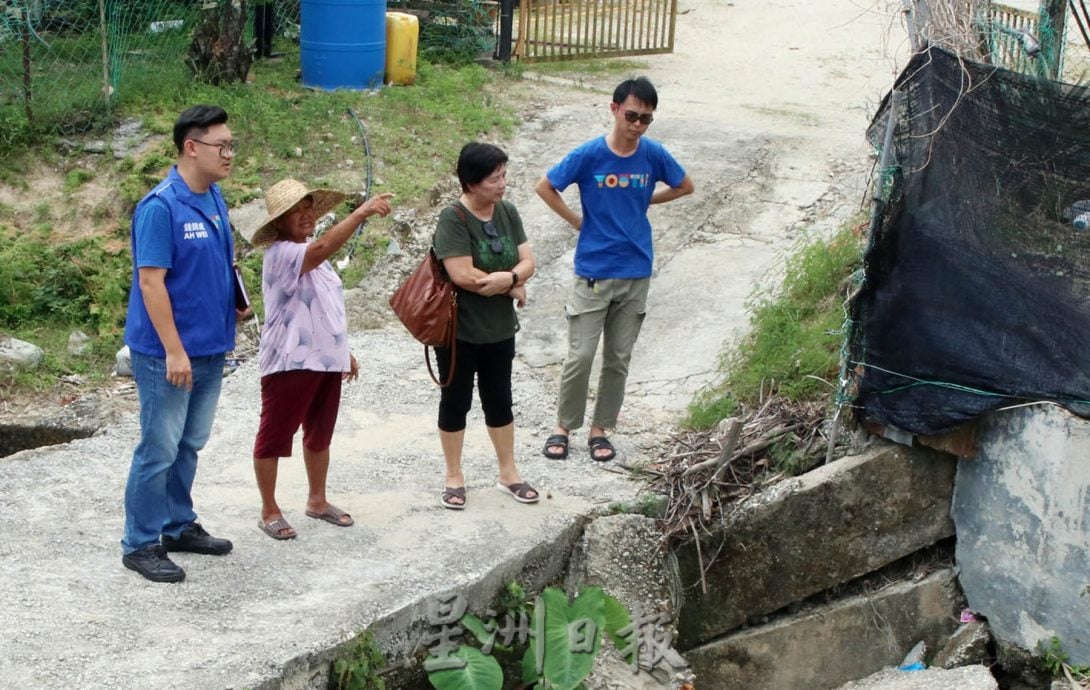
[686,223,862,429]
[0,105,32,149]
[0,234,129,338]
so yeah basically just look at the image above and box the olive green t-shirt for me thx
[433,200,527,344]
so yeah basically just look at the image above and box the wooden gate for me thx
[514,0,677,62]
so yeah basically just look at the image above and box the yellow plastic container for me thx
[385,12,419,86]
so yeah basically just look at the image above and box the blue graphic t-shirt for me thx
[546,136,686,279]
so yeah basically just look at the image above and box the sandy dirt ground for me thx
[0,2,912,688]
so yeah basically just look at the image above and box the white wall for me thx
[952,405,1090,664]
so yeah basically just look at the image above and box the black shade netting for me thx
[853,47,1090,435]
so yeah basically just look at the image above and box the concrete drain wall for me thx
[669,443,971,688]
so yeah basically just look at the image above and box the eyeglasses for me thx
[189,138,237,158]
[623,110,654,125]
[483,220,503,254]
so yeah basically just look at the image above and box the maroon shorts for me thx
[253,370,343,459]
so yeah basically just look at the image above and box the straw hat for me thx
[250,178,346,247]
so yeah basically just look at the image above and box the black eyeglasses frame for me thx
[189,138,237,158]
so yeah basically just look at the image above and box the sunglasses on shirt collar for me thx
[483,220,503,254]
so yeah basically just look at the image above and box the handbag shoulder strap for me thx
[450,202,468,224]
[433,202,469,250]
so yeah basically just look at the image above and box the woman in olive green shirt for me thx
[432,142,539,510]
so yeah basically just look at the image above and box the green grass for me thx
[64,168,95,192]
[686,221,864,430]
[524,57,649,79]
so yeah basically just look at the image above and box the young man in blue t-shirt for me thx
[121,105,248,582]
[536,77,695,462]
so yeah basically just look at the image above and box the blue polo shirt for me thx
[546,136,687,279]
[124,166,236,358]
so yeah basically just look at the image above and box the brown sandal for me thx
[495,481,540,504]
[305,505,354,526]
[441,486,466,510]
[258,518,297,540]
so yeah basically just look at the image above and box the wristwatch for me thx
[510,270,520,287]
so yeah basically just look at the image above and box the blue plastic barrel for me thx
[301,0,386,90]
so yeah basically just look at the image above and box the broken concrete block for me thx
[686,569,962,689]
[933,621,991,669]
[676,443,956,647]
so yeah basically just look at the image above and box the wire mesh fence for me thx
[3,1,194,140]
[914,0,1090,82]
[986,2,1090,81]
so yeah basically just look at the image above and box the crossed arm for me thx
[442,242,536,306]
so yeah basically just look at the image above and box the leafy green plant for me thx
[497,580,528,616]
[330,630,387,690]
[0,105,32,149]
[685,392,737,431]
[1037,636,1090,682]
[426,586,634,690]
[428,646,504,690]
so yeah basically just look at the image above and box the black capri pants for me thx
[436,337,516,432]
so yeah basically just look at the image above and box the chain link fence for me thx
[3,0,199,140]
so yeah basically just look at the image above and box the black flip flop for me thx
[543,434,569,460]
[588,436,616,462]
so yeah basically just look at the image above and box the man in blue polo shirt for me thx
[536,77,694,463]
[121,104,246,583]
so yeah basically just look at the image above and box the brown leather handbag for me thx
[389,228,460,387]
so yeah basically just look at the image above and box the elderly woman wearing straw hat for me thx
[250,179,393,539]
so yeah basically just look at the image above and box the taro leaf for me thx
[521,646,539,685]
[522,593,549,684]
[540,586,605,690]
[602,593,635,664]
[426,645,503,690]
[461,613,491,646]
[461,612,511,654]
